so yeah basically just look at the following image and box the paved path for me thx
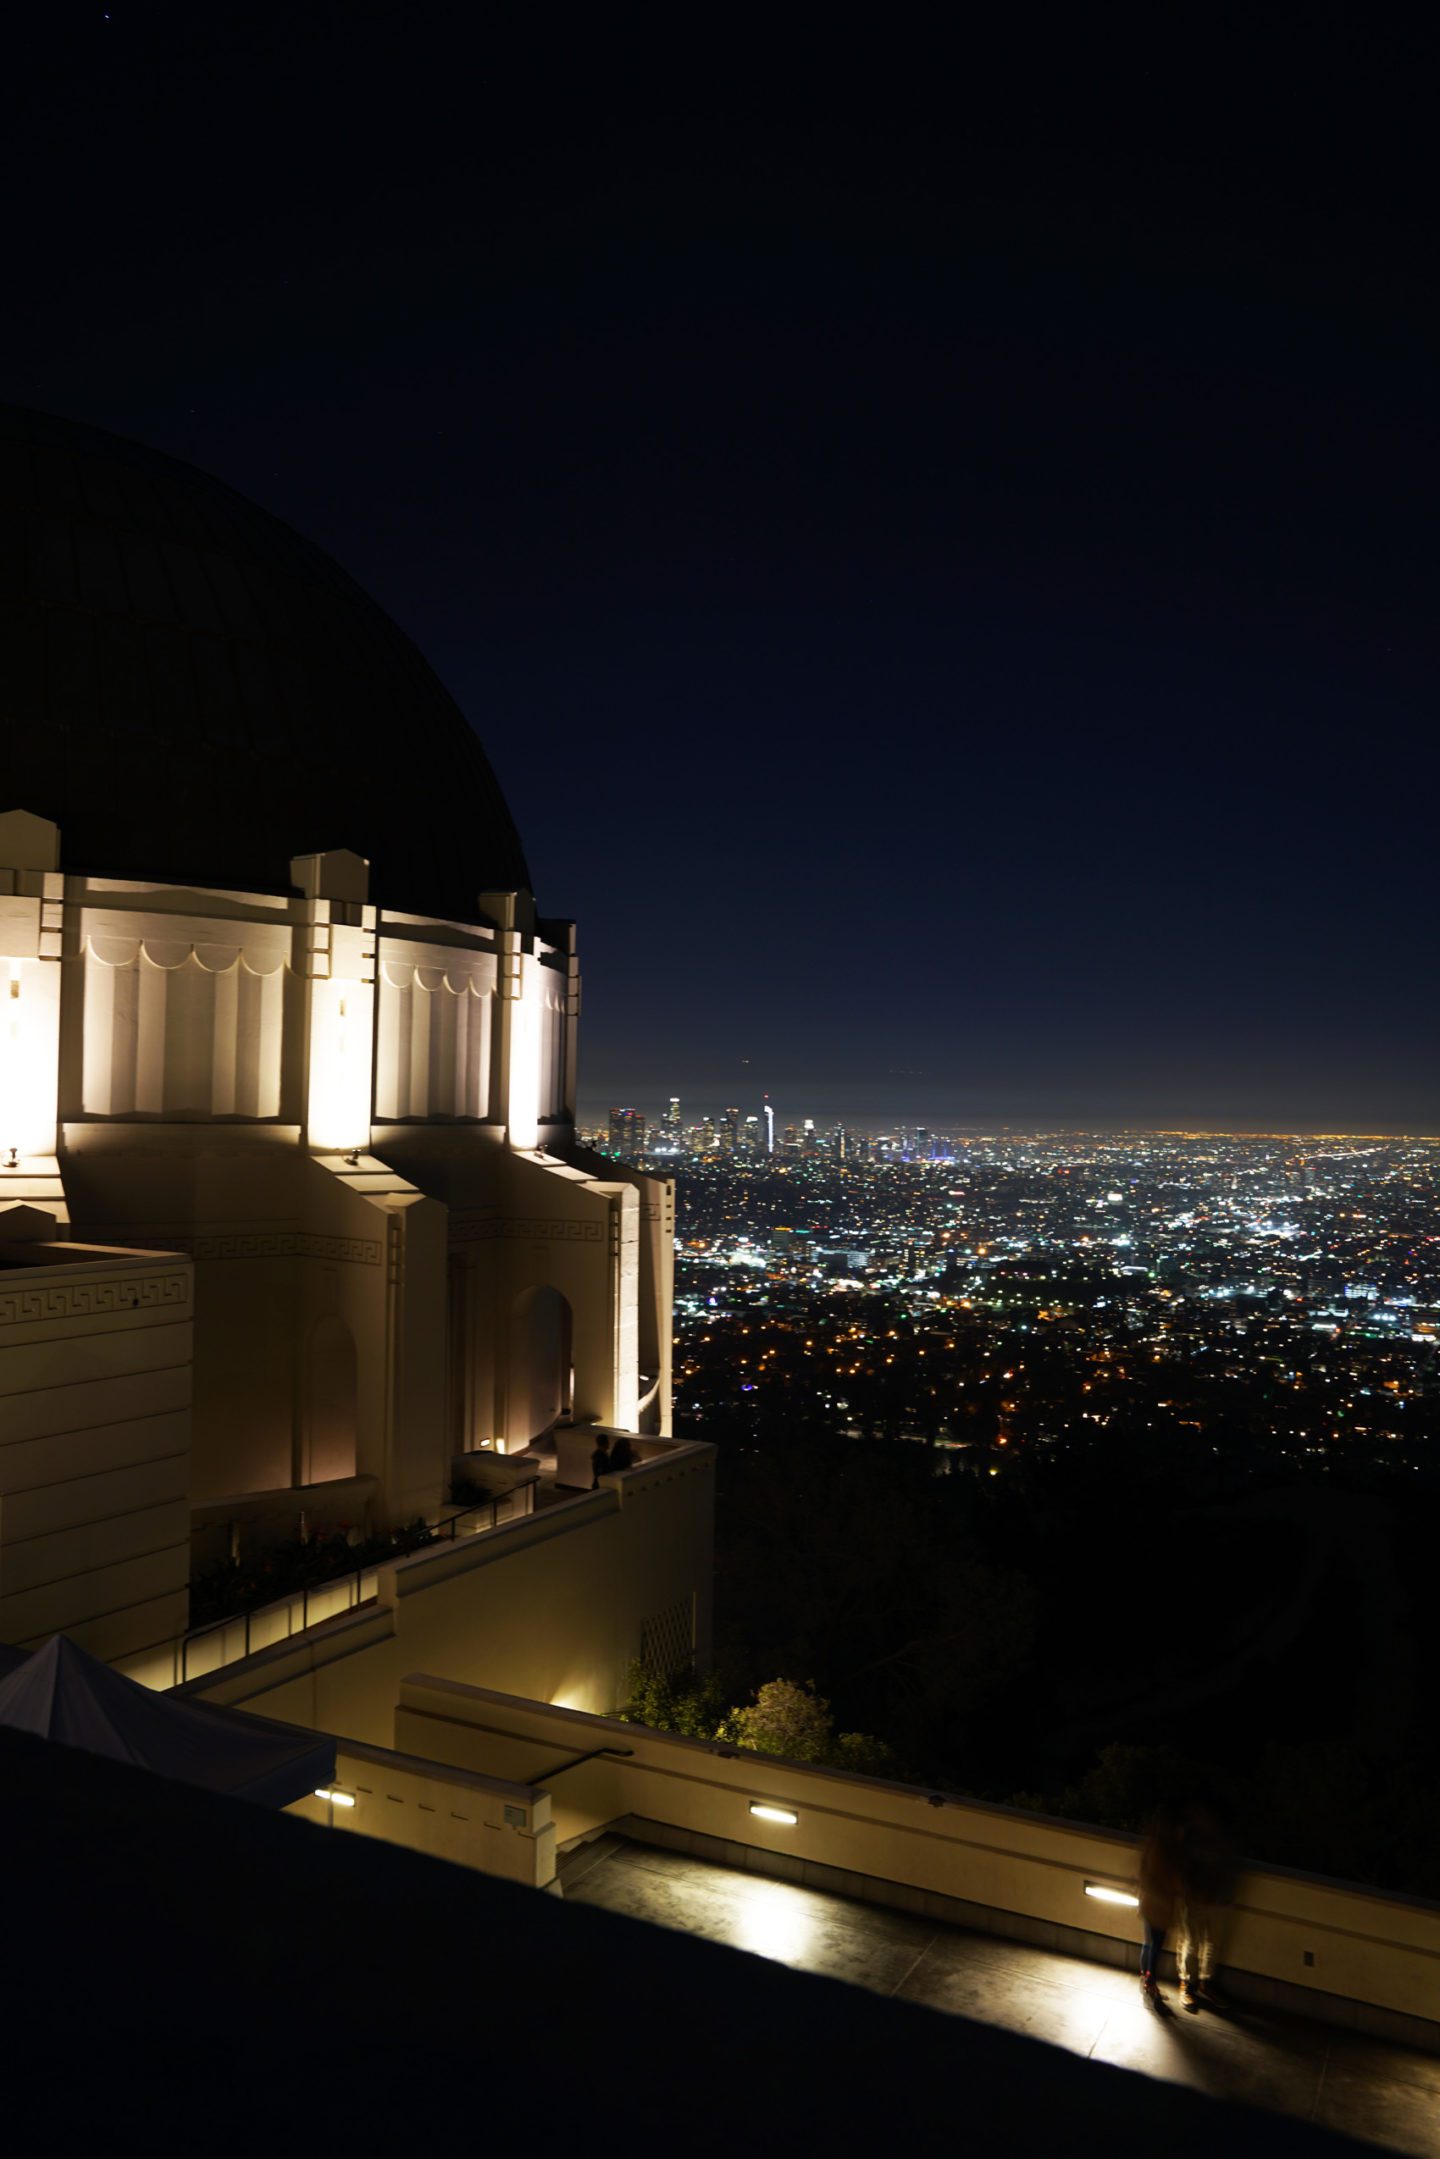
[563,1837,1439,2155]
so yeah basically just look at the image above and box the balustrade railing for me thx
[172,1482,541,1685]
[179,1566,381,1684]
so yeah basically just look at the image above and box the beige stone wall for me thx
[0,1243,193,1659]
[594,1158,674,1436]
[62,1133,447,1527]
[387,1684,1440,2033]
[287,1737,555,1886]
[50,867,661,1518]
[4,833,676,1673]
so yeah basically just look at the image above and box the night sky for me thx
[5,8,1436,1130]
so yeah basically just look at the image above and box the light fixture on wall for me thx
[749,1802,798,1827]
[315,1787,356,1809]
[0,958,59,1161]
[1084,1882,1139,1908]
[307,976,374,1153]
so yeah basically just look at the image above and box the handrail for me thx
[180,1565,376,1684]
[178,1487,540,1682]
[521,1743,635,1786]
[436,1476,544,1545]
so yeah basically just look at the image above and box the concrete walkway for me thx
[563,1837,1440,2156]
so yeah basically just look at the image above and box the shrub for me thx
[728,1678,834,1763]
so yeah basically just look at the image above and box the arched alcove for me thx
[302,1315,359,1483]
[192,1278,295,1501]
[506,1285,573,1450]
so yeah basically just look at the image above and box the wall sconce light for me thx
[307,976,373,1154]
[749,1802,798,1827]
[1084,1882,1139,1908]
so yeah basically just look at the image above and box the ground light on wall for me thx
[1085,1883,1140,1908]
[750,1802,799,1826]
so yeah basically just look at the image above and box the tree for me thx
[618,1666,897,1777]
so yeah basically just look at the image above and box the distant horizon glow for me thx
[577,1096,1440,1144]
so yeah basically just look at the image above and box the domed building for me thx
[0,406,700,1690]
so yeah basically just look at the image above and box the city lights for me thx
[591,1112,1440,1477]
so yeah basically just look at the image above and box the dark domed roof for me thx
[0,405,530,913]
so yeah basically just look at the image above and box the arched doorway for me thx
[506,1285,573,1450]
[301,1315,358,1483]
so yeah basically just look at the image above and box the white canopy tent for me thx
[0,1636,335,1807]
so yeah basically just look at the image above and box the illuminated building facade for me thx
[0,407,684,1670]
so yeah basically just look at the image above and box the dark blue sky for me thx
[5,7,1436,1128]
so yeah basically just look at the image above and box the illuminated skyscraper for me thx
[763,1097,775,1155]
[609,1107,648,1161]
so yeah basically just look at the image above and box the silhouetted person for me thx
[590,1435,612,1489]
[608,1433,636,1471]
[1177,1800,1237,2010]
[1138,1807,1183,2012]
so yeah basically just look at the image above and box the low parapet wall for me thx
[395,1678,1440,2052]
[288,1735,555,1888]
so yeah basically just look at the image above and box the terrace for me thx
[563,1835,1440,2155]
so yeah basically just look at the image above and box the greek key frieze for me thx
[449,1215,604,1244]
[0,1268,191,1328]
[294,1234,384,1265]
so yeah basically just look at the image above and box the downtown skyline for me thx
[581,1092,1440,1145]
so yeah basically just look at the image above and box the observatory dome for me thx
[0,405,529,915]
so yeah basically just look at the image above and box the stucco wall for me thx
[0,1243,193,1659]
[287,1736,555,1886]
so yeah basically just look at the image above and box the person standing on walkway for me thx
[590,1433,612,1488]
[1138,1807,1183,2012]
[1177,1799,1236,2010]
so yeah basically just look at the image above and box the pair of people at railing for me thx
[591,1432,636,1486]
[1139,1800,1237,2013]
